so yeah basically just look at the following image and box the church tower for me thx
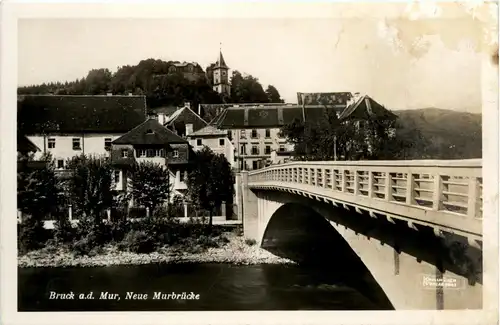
[212,49,231,96]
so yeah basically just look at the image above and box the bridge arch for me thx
[244,189,482,310]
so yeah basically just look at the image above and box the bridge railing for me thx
[247,160,482,237]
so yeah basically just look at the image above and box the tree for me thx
[17,153,62,250]
[266,85,284,103]
[186,147,234,227]
[230,70,269,103]
[66,154,114,225]
[128,161,171,216]
[85,68,113,95]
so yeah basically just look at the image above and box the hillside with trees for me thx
[18,59,285,119]
[395,108,482,159]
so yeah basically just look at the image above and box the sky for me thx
[17,3,496,113]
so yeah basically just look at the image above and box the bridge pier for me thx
[240,171,259,242]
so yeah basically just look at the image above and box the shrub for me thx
[53,217,76,244]
[245,238,257,246]
[72,235,97,256]
[121,230,156,254]
[129,207,147,219]
[108,218,131,243]
[18,218,47,253]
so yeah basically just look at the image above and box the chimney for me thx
[184,102,191,109]
[186,124,193,136]
[106,92,113,96]
[128,93,133,96]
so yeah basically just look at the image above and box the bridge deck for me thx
[247,160,482,242]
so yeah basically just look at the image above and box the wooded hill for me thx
[395,108,482,159]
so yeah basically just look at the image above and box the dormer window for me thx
[146,129,154,135]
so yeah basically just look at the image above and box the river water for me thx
[18,263,392,311]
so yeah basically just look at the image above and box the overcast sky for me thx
[18,3,493,113]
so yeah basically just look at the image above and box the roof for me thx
[339,95,397,120]
[213,105,344,129]
[297,92,353,106]
[215,51,228,69]
[212,95,396,129]
[188,125,228,137]
[151,106,179,116]
[17,134,40,152]
[164,105,208,133]
[112,118,187,145]
[18,95,147,134]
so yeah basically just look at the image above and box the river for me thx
[18,263,392,311]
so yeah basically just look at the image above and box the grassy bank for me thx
[18,231,294,268]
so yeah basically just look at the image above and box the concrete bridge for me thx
[237,159,482,310]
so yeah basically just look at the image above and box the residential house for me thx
[17,94,147,170]
[187,125,235,168]
[110,118,194,204]
[152,61,206,82]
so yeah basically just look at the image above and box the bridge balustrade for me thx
[247,160,482,240]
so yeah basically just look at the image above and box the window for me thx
[240,145,246,155]
[173,149,179,158]
[104,138,112,150]
[251,145,259,155]
[48,138,56,149]
[138,149,147,158]
[265,146,271,155]
[72,138,81,150]
[265,129,271,138]
[57,159,64,169]
[240,130,246,139]
[146,149,155,157]
[219,139,225,146]
[251,129,258,138]
[146,129,154,135]
[252,161,258,170]
[121,149,128,158]
[279,144,285,152]
[222,71,226,76]
[197,139,202,146]
[155,149,164,157]
[114,170,120,184]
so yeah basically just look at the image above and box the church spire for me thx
[216,43,228,69]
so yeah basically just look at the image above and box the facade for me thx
[111,118,193,200]
[212,51,231,96]
[187,125,235,168]
[17,94,147,169]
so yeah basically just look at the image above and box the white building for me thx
[18,94,147,169]
[187,125,235,168]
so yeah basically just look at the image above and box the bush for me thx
[121,230,156,254]
[53,217,75,244]
[108,218,131,243]
[18,218,47,253]
[72,235,98,256]
[245,238,257,246]
[129,207,147,219]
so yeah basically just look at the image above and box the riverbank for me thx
[18,232,295,268]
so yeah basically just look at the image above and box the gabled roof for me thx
[112,118,187,145]
[18,95,147,134]
[339,95,397,120]
[188,125,227,137]
[17,134,40,153]
[215,51,228,69]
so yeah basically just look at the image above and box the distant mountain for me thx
[395,108,482,159]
